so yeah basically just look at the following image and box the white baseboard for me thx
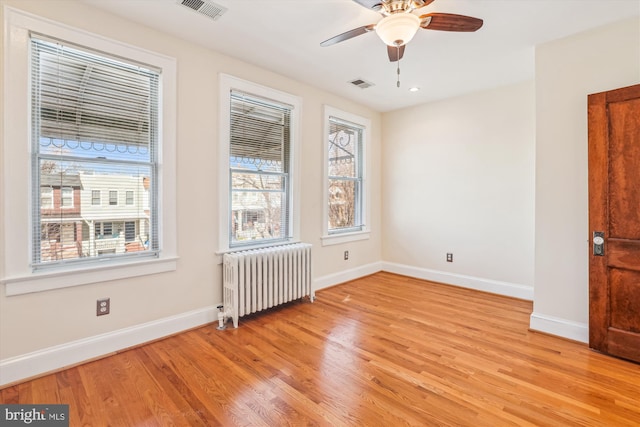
[0,264,539,387]
[529,312,589,343]
[0,306,218,387]
[314,262,384,291]
[380,262,534,301]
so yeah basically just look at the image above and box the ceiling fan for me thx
[320,0,483,63]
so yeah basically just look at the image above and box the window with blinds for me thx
[229,90,291,246]
[30,36,160,269]
[327,116,364,233]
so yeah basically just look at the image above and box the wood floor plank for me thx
[3,272,640,426]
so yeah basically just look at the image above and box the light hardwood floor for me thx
[3,272,640,426]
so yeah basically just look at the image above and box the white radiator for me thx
[222,243,313,328]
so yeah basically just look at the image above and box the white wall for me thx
[0,0,381,385]
[531,17,640,342]
[2,1,637,388]
[381,81,536,299]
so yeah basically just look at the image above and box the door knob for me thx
[593,231,604,256]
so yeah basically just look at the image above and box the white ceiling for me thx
[82,0,640,112]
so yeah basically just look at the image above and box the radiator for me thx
[222,243,313,328]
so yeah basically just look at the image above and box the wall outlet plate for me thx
[97,298,110,316]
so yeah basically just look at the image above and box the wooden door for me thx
[589,83,640,362]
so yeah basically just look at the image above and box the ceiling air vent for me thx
[349,78,374,89]
[177,0,227,21]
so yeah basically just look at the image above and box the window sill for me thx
[2,256,178,296]
[321,230,370,246]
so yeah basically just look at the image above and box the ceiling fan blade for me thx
[320,24,376,47]
[387,44,405,62]
[420,13,483,32]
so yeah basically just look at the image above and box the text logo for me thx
[0,405,69,426]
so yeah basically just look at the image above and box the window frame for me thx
[41,186,53,209]
[321,106,371,246]
[60,187,74,208]
[91,190,101,206]
[109,190,118,206]
[1,8,177,296]
[218,74,302,254]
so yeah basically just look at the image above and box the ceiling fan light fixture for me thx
[375,13,421,46]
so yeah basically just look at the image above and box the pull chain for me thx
[396,45,401,88]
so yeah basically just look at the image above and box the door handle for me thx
[593,231,605,256]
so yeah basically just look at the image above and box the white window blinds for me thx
[229,91,292,246]
[31,35,160,268]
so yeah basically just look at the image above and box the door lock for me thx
[593,231,605,256]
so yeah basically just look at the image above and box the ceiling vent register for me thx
[177,0,227,21]
[349,78,375,89]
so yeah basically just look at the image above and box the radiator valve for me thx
[216,304,227,330]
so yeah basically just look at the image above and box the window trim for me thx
[218,74,302,254]
[321,105,371,246]
[1,7,177,296]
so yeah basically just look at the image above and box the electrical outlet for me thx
[344,250,349,260]
[446,253,453,262]
[97,298,110,316]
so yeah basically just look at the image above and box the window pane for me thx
[231,191,284,243]
[32,38,157,152]
[36,158,153,263]
[61,187,73,207]
[328,125,359,179]
[230,92,289,174]
[328,179,358,230]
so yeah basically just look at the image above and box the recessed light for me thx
[409,87,420,92]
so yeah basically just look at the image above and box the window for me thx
[2,9,177,295]
[126,191,134,205]
[94,222,115,239]
[41,187,53,209]
[109,191,119,206]
[322,106,370,245]
[229,91,292,247]
[30,36,158,268]
[218,75,301,252]
[61,187,73,208]
[42,224,60,242]
[327,118,363,232]
[124,221,136,242]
